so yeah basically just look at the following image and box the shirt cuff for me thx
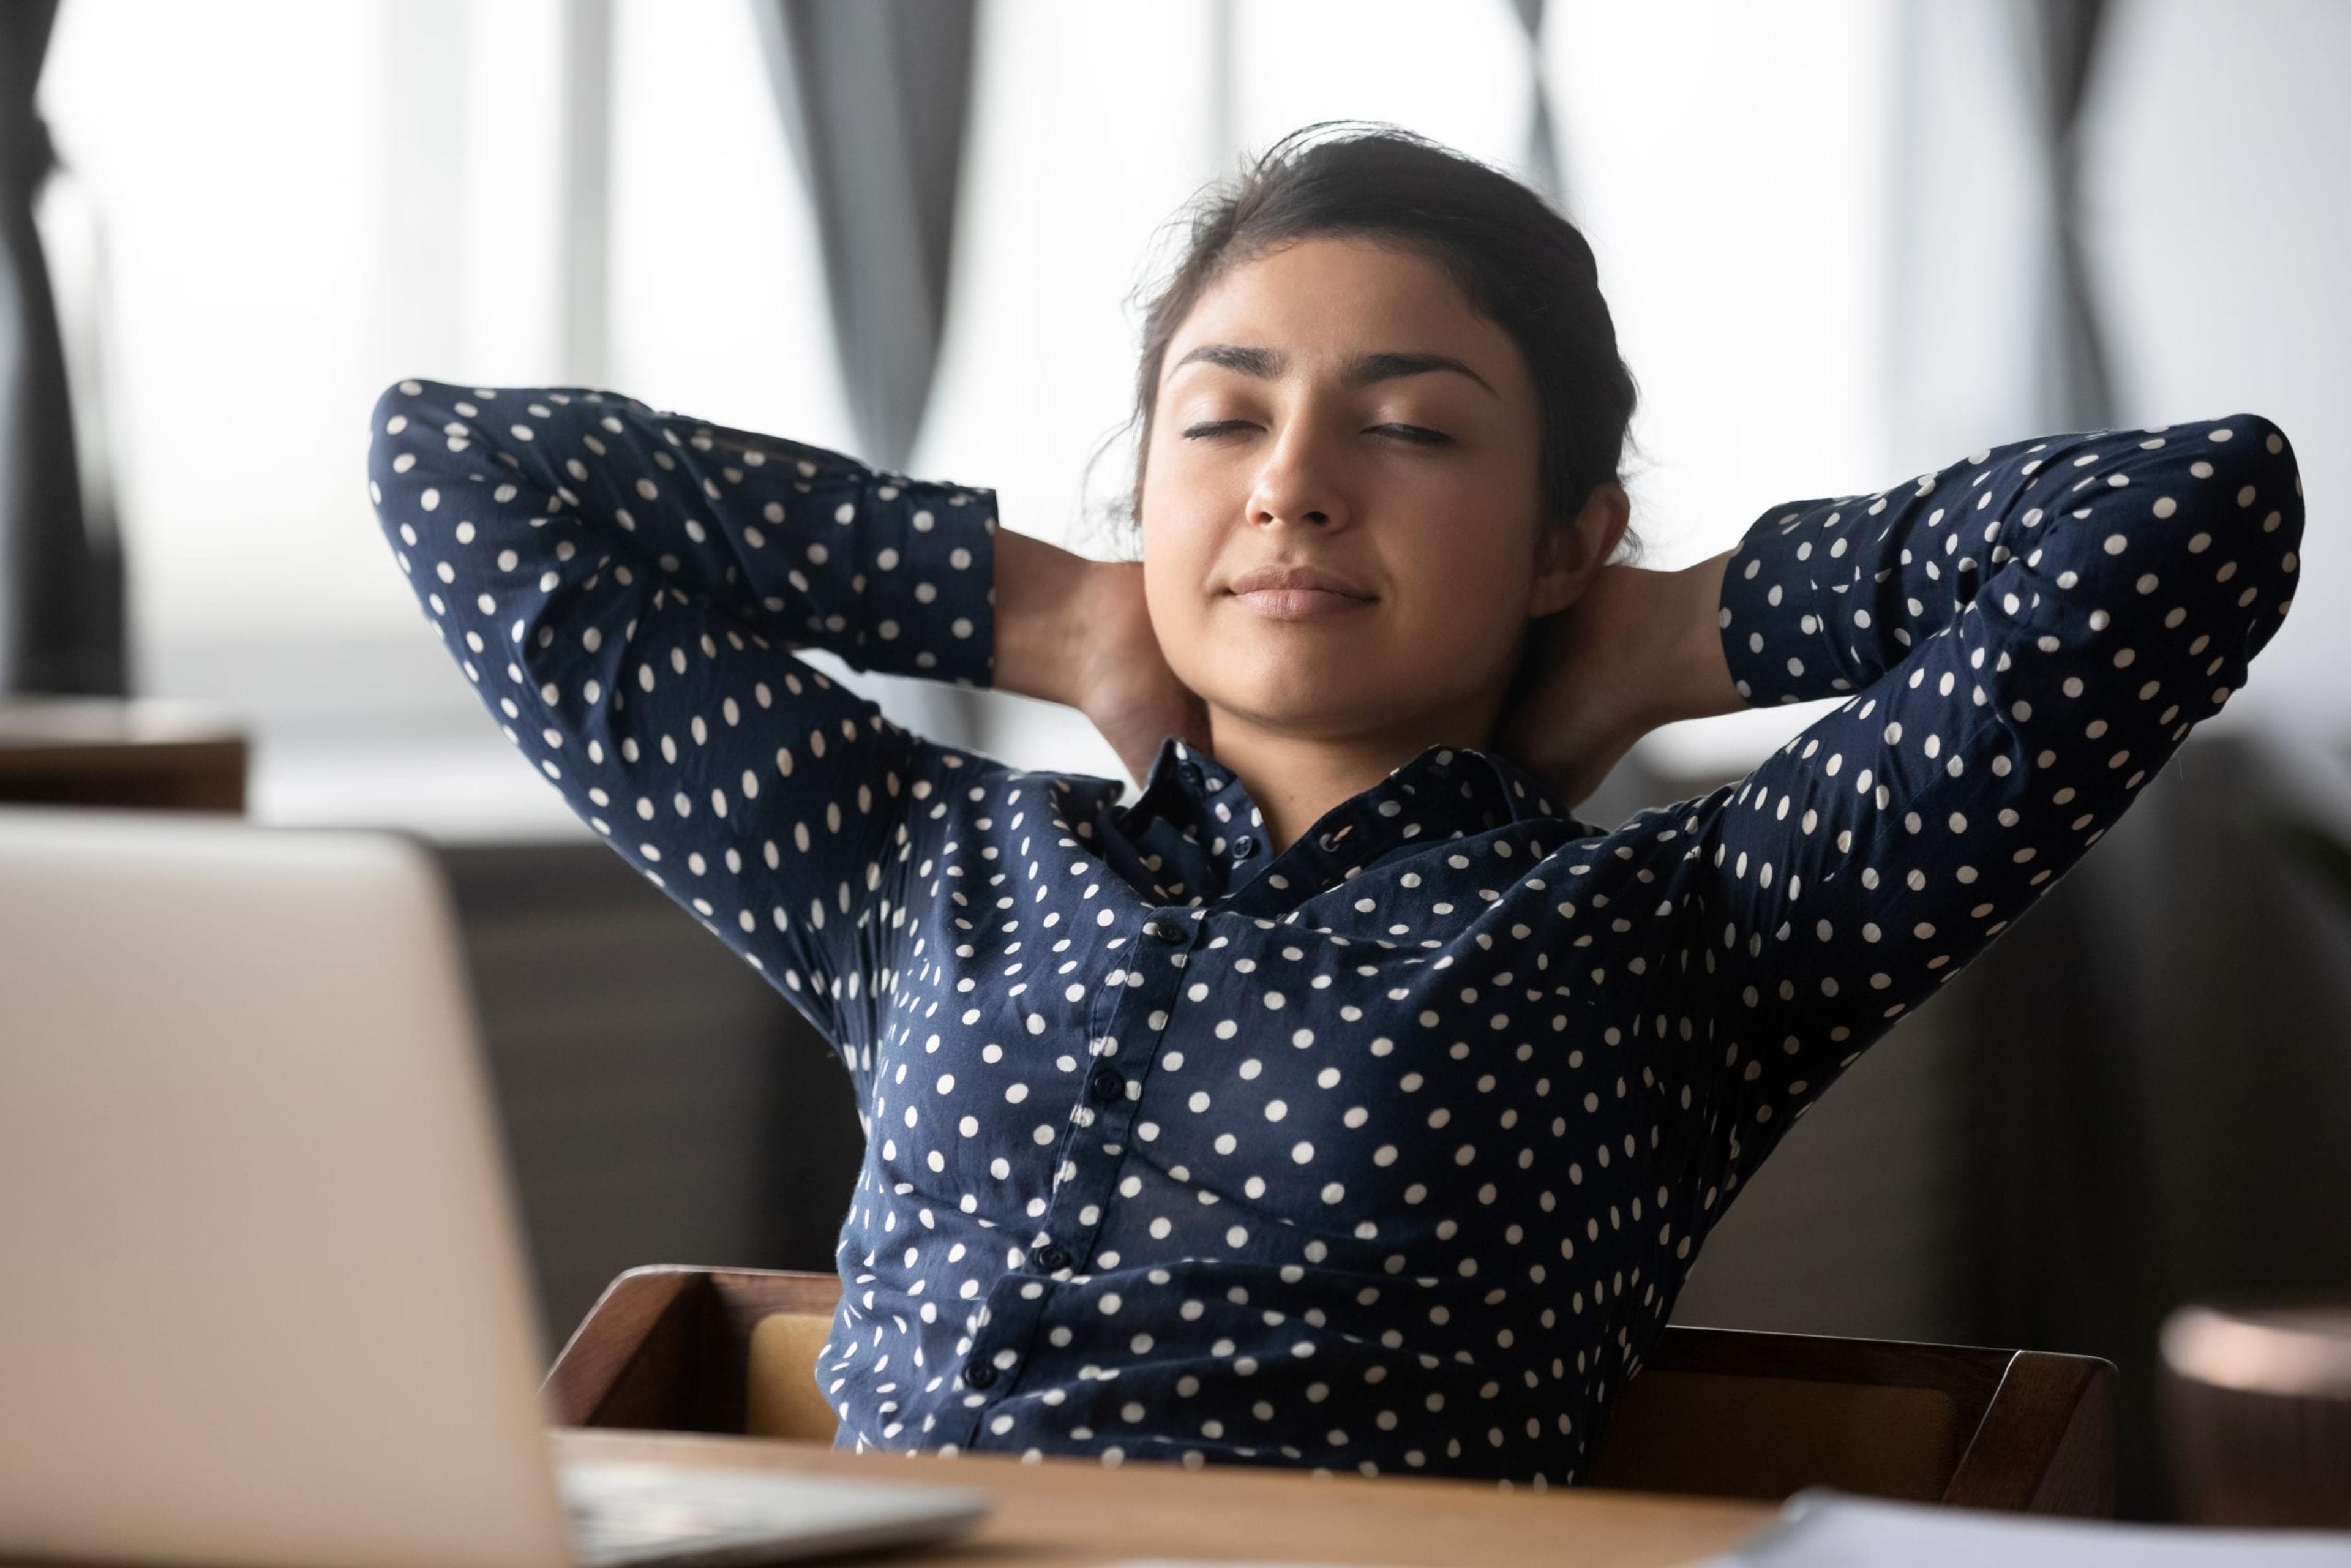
[854,475,998,689]
[1715,502,1852,707]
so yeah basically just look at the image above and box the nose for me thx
[1247,422,1351,533]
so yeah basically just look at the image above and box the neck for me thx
[1205,688,1508,857]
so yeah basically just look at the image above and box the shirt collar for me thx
[1126,733,1571,838]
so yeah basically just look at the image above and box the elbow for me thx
[2191,411,2303,552]
[2165,411,2305,650]
[368,377,437,491]
[370,376,433,437]
[370,375,514,516]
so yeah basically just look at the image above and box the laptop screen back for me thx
[0,808,572,1568]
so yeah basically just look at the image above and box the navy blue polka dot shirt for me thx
[367,378,2301,1488]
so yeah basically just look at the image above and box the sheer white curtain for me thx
[35,0,851,834]
[2083,0,2349,730]
[1545,0,1897,779]
[40,0,411,656]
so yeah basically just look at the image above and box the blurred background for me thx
[6,0,2347,1522]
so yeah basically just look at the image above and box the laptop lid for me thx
[0,806,572,1568]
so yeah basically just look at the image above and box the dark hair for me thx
[1083,120,1641,565]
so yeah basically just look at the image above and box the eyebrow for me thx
[1168,343,1499,399]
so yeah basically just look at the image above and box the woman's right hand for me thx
[1070,559,1213,789]
[994,530,1211,789]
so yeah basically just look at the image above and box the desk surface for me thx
[555,1427,1778,1567]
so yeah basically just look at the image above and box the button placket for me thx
[1224,812,1371,915]
[1016,908,1189,1290]
[949,1273,1051,1447]
[955,908,1191,1454]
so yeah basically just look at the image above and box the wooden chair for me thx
[546,1264,2115,1515]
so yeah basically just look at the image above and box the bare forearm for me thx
[1648,549,1745,728]
[992,527,1096,708]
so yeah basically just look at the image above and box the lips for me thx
[1224,563,1374,599]
[1229,585,1373,621]
[1224,563,1376,623]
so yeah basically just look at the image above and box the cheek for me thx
[1138,475,1229,632]
[1392,508,1532,606]
[1139,532,1213,666]
[1379,525,1542,669]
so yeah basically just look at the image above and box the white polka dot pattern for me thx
[366,382,2302,1489]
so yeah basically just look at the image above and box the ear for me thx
[1527,481,1630,618]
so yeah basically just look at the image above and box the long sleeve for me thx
[1662,413,2303,1202]
[364,378,1001,1076]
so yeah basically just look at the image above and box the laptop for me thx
[0,805,986,1568]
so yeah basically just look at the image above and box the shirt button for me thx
[1144,917,1185,944]
[1087,1065,1126,1105]
[1033,1242,1072,1272]
[1231,833,1256,859]
[964,1360,998,1390]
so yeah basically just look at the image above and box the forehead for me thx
[1164,234,1516,384]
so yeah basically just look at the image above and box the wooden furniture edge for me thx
[549,1267,2117,1516]
[546,1265,847,1430]
[1944,1349,2117,1515]
[544,1266,705,1427]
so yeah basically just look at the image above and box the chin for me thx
[1208,676,1393,737]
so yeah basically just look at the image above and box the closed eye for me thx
[1180,421,1455,446]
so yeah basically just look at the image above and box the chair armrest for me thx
[544,1264,847,1431]
[544,1266,708,1427]
[1943,1351,2117,1515]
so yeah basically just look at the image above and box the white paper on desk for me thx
[1697,1488,2351,1566]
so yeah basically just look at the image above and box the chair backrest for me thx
[546,1266,2115,1515]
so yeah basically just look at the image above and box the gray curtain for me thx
[2019,0,2115,429]
[0,0,124,697]
[749,0,978,478]
[749,0,984,753]
[1510,0,1565,209]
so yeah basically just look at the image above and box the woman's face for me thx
[1139,234,1587,750]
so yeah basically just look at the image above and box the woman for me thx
[364,124,2303,1488]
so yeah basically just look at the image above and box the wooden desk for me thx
[555,1427,1778,1566]
[0,697,246,813]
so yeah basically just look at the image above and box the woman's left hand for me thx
[1495,554,1743,810]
